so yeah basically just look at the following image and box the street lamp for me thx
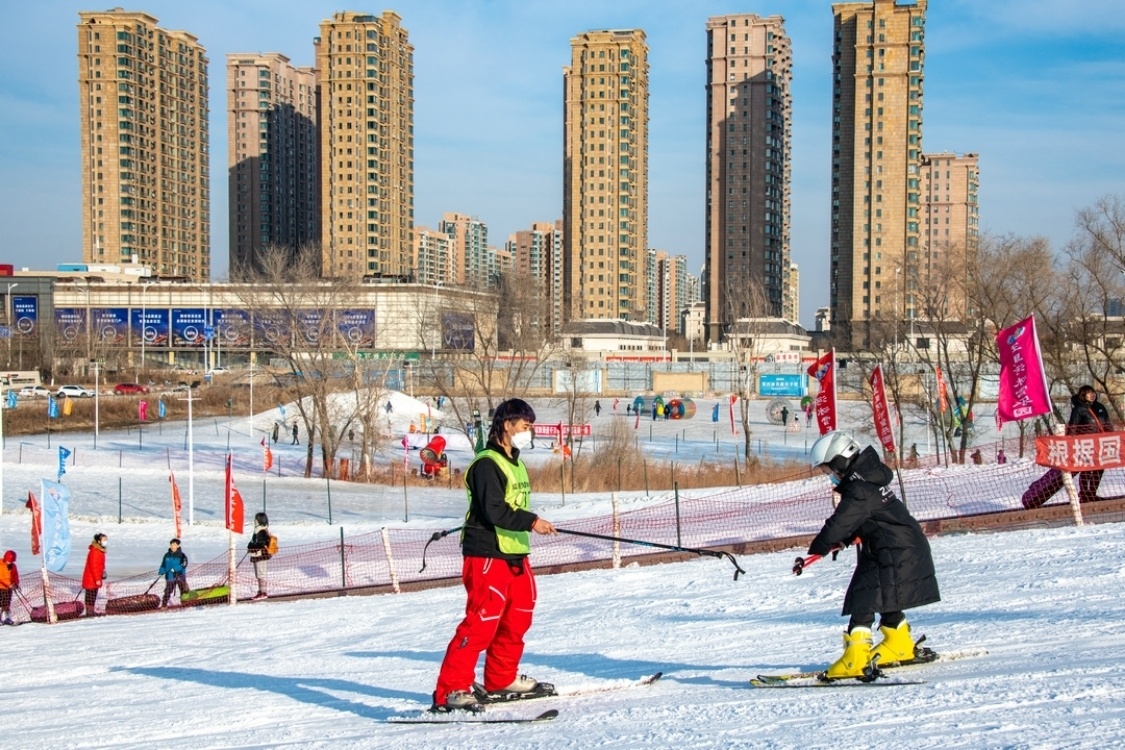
[138,281,152,383]
[179,390,198,526]
[91,359,100,449]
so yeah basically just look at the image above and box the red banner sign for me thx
[532,423,592,438]
[870,364,897,454]
[806,349,837,435]
[1035,432,1125,472]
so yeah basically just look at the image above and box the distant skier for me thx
[806,431,940,680]
[291,423,299,445]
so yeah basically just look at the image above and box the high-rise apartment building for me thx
[78,10,210,280]
[920,151,979,319]
[413,226,454,286]
[704,14,793,343]
[227,53,318,275]
[439,212,490,289]
[829,0,927,348]
[315,11,413,278]
[563,29,649,323]
[507,221,564,335]
[651,251,696,334]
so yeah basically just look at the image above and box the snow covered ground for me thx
[5,392,1122,748]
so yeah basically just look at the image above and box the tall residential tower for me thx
[315,11,413,278]
[227,53,318,275]
[829,0,927,348]
[563,29,649,323]
[704,14,793,343]
[78,10,210,280]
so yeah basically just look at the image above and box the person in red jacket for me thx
[0,550,19,625]
[81,533,108,617]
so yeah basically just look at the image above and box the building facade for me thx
[704,14,793,343]
[439,212,490,289]
[563,29,650,323]
[77,10,210,280]
[315,11,414,279]
[412,226,454,286]
[227,53,319,276]
[920,151,979,320]
[829,0,927,348]
[506,221,565,337]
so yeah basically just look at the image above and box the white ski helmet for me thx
[810,430,861,476]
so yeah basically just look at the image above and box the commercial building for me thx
[828,0,927,348]
[77,9,210,280]
[227,53,319,275]
[315,11,414,279]
[563,29,649,323]
[703,14,793,343]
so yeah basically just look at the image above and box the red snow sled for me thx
[106,594,161,615]
[29,600,85,623]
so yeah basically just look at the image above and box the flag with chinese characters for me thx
[870,364,897,454]
[935,367,948,414]
[6,390,16,409]
[261,438,273,473]
[158,400,166,419]
[47,395,58,419]
[138,400,148,421]
[997,315,1052,426]
[58,446,71,480]
[224,453,244,534]
[169,472,183,539]
[26,491,41,556]
[39,479,72,572]
[806,349,838,434]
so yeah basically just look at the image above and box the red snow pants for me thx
[434,555,537,706]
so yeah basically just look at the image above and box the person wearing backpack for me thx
[0,550,19,625]
[247,512,274,600]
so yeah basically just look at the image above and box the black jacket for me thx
[808,447,940,616]
[248,528,271,559]
[1067,393,1111,434]
[460,440,538,562]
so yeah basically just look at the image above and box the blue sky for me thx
[1,1,1122,327]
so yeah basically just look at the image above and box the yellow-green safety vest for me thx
[465,449,532,555]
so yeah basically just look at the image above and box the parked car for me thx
[56,385,96,399]
[18,385,51,399]
[113,382,149,395]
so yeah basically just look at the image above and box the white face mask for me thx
[511,430,533,450]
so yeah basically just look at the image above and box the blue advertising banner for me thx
[130,308,170,347]
[337,309,376,348]
[214,309,251,347]
[758,373,807,398]
[91,308,129,345]
[12,296,38,336]
[54,308,87,346]
[254,309,290,348]
[442,311,475,351]
[295,310,328,346]
[171,308,208,347]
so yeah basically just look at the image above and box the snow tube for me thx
[30,601,85,622]
[180,585,230,607]
[106,594,160,614]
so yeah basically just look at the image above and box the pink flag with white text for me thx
[997,315,1052,425]
[870,364,897,454]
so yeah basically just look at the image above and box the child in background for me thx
[0,551,19,625]
[158,538,189,607]
[247,513,272,600]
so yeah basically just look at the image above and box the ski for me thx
[751,678,926,689]
[472,671,662,705]
[751,635,962,685]
[388,708,559,725]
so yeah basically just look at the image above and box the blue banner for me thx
[254,309,290,349]
[130,308,169,347]
[158,400,166,419]
[337,309,376,348]
[758,374,807,398]
[6,391,16,409]
[58,446,71,480]
[296,310,327,346]
[40,479,72,573]
[442,311,475,351]
[47,395,58,419]
[171,308,208,347]
[91,308,129,345]
[214,309,251,347]
[54,308,87,346]
[12,295,37,336]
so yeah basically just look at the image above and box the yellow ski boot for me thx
[871,620,916,666]
[824,627,873,680]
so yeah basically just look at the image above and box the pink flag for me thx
[138,400,149,421]
[261,437,274,473]
[729,394,737,435]
[169,473,183,539]
[870,364,897,454]
[935,368,948,413]
[997,314,1052,425]
[26,491,41,556]
[807,350,838,434]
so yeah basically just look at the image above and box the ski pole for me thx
[556,528,746,580]
[144,575,161,594]
[419,525,462,573]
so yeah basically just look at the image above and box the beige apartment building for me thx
[704,14,793,343]
[413,226,454,286]
[439,212,490,289]
[829,0,927,348]
[563,29,649,323]
[315,11,413,279]
[226,53,318,276]
[77,10,210,281]
[507,221,564,337]
[920,151,979,319]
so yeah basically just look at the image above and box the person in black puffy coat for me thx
[1068,385,1112,502]
[807,431,940,679]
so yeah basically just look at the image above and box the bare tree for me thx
[721,279,772,461]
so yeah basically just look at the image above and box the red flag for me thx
[169,472,183,539]
[935,367,948,413]
[729,394,737,435]
[261,437,274,473]
[806,349,838,434]
[26,491,41,556]
[224,453,244,534]
[138,400,149,421]
[870,364,897,454]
